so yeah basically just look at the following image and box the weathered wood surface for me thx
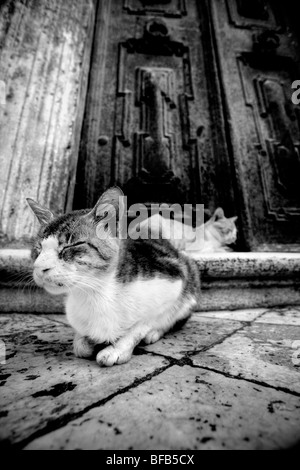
[0,0,96,244]
[0,308,300,449]
[211,0,300,250]
[74,0,236,222]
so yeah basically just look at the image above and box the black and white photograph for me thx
[0,0,300,452]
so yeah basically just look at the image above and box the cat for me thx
[134,208,238,256]
[185,208,238,255]
[27,188,200,367]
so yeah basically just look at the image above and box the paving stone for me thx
[142,316,242,359]
[39,314,69,326]
[2,309,300,449]
[198,309,266,322]
[0,313,56,336]
[0,315,168,445]
[0,320,75,405]
[25,365,300,450]
[255,308,300,326]
[192,322,300,394]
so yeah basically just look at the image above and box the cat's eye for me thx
[61,241,87,252]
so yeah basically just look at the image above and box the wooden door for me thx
[211,0,300,251]
[74,0,236,217]
[74,0,300,251]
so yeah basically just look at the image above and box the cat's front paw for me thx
[144,329,163,345]
[96,346,132,367]
[73,334,95,359]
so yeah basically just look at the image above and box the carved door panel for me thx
[211,0,300,251]
[75,0,300,251]
[74,0,236,219]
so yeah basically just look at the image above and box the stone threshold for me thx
[0,249,300,313]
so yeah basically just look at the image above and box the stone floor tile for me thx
[0,313,56,336]
[0,316,168,445]
[255,308,300,326]
[39,314,70,325]
[2,309,300,449]
[142,316,242,359]
[197,309,266,322]
[25,365,300,450]
[193,322,300,394]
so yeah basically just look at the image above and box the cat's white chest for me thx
[65,275,183,344]
[65,280,121,343]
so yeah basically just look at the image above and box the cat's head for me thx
[206,208,238,246]
[27,187,124,295]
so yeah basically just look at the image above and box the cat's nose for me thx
[34,254,56,276]
[34,266,53,276]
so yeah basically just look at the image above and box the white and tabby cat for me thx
[136,208,238,256]
[27,188,200,367]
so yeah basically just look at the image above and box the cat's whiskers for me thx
[4,268,32,285]
[47,271,102,294]
[9,270,34,290]
[17,276,39,302]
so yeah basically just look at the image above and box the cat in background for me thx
[136,208,238,256]
[186,208,238,255]
[27,188,200,367]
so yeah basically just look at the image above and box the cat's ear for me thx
[92,187,124,221]
[26,199,54,226]
[212,208,225,222]
[230,216,238,223]
[89,187,125,237]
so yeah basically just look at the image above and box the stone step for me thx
[1,249,300,313]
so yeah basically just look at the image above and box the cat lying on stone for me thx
[27,188,200,367]
[135,208,238,257]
